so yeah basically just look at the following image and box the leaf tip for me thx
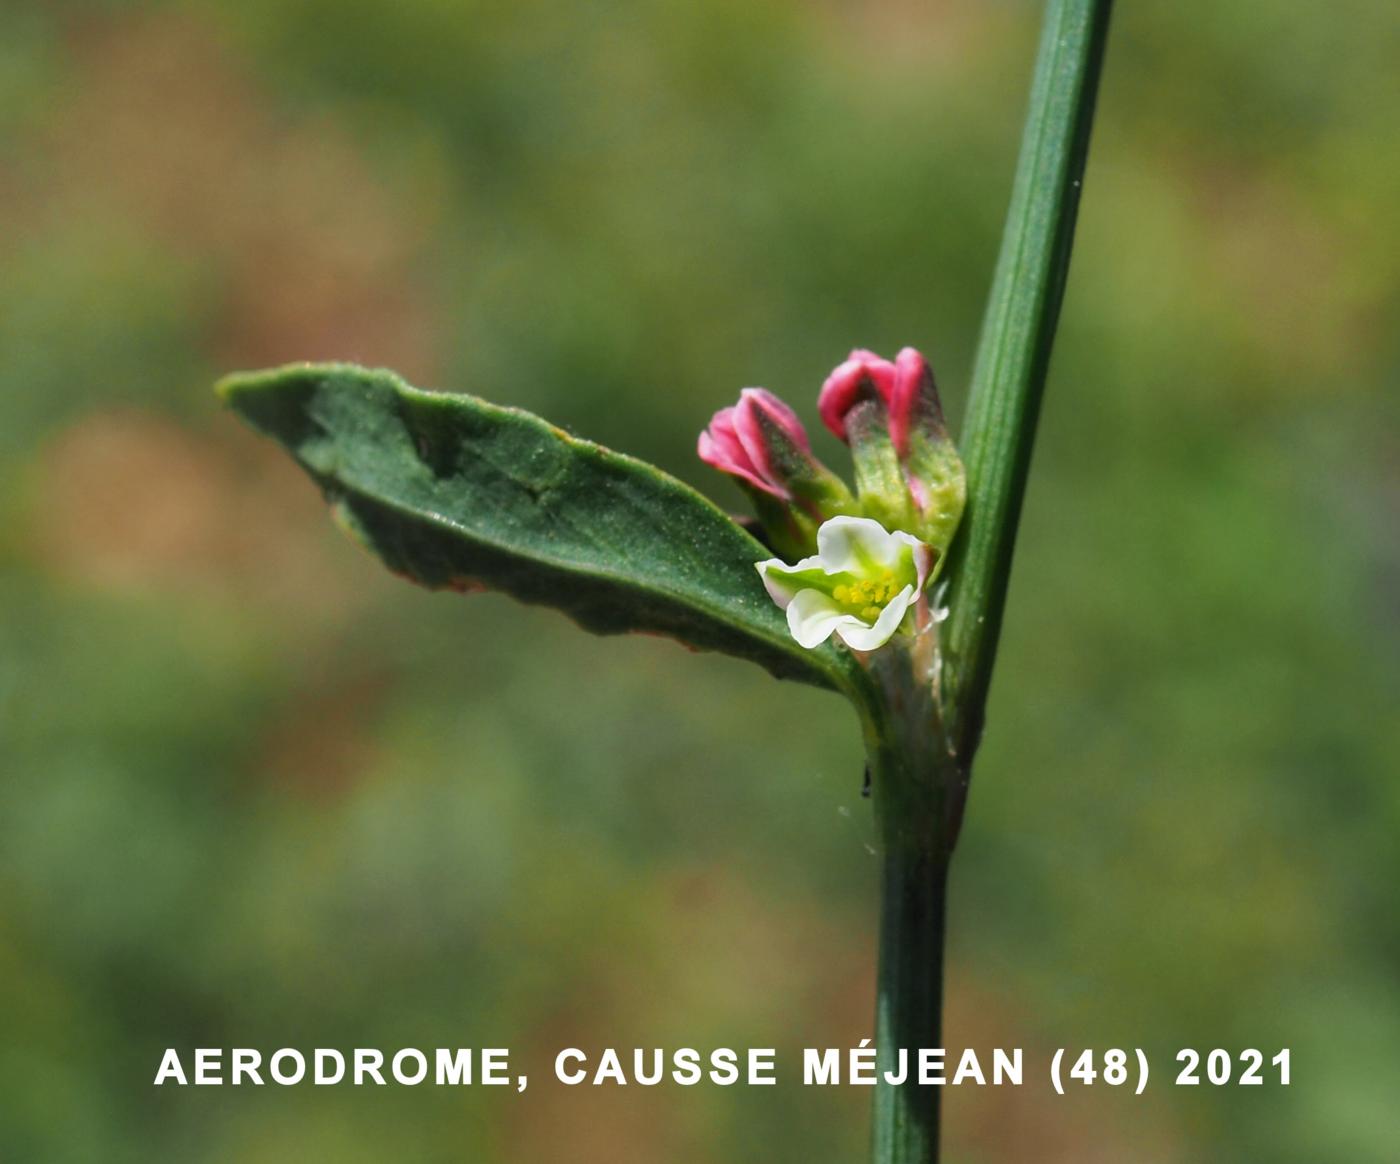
[214,361,341,405]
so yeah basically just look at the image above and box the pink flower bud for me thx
[817,349,898,443]
[818,346,931,456]
[814,346,964,557]
[697,388,813,499]
[698,387,855,559]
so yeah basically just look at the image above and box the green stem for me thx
[873,842,949,1162]
[864,644,955,1164]
[868,3,1112,1162]
[942,0,1114,771]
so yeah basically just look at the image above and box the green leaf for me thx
[217,362,872,699]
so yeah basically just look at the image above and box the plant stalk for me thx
[867,1,1112,1161]
[941,0,1113,771]
[873,840,950,1162]
[863,643,956,1164]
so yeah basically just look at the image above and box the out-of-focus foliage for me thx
[0,1,1396,1161]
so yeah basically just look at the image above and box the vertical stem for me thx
[872,831,950,1164]
[864,646,955,1164]
[942,0,1113,768]
[868,6,1113,1161]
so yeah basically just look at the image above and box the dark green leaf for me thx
[218,363,872,699]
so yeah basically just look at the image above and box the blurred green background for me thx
[2,1,1397,1160]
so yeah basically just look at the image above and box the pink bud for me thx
[698,406,771,495]
[818,346,934,457]
[888,347,932,457]
[817,349,898,442]
[697,388,812,498]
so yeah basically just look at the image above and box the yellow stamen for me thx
[835,572,901,621]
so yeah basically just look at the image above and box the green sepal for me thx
[846,391,917,534]
[906,434,966,570]
[750,407,854,517]
[902,367,966,566]
[745,486,821,562]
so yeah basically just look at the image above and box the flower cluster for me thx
[699,348,965,651]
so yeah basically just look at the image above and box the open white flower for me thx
[756,516,934,651]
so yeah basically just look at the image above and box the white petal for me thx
[834,585,916,651]
[754,554,824,609]
[786,588,867,649]
[814,515,902,573]
[889,529,935,590]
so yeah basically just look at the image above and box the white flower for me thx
[756,516,934,651]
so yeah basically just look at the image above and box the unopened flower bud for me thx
[698,388,852,558]
[818,347,964,559]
